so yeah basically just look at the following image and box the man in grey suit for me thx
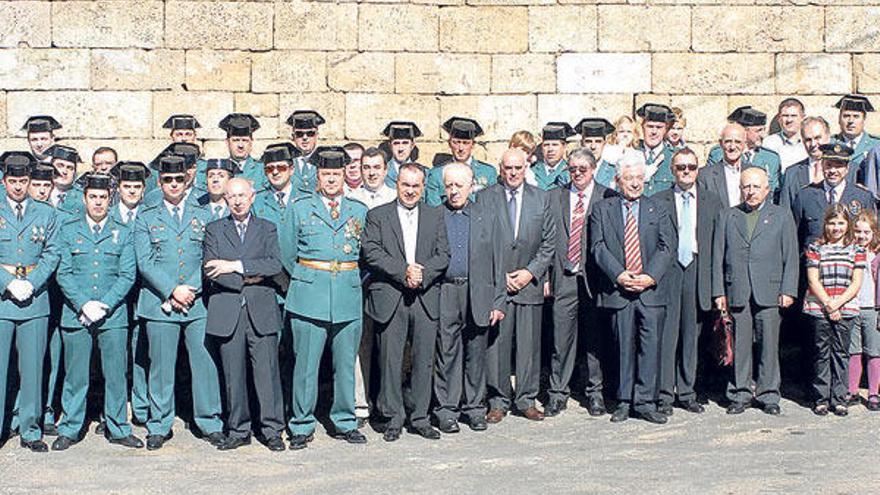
[698,124,750,208]
[432,163,506,434]
[654,148,723,415]
[484,148,556,423]
[545,148,616,418]
[713,168,798,415]
[203,178,285,451]
[590,153,676,424]
[361,164,450,442]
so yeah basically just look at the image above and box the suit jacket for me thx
[706,145,782,193]
[548,182,615,300]
[712,202,799,308]
[697,162,751,209]
[452,198,506,327]
[203,215,283,338]
[779,158,811,211]
[654,185,723,312]
[361,201,450,324]
[478,183,556,306]
[589,194,676,309]
[791,181,877,249]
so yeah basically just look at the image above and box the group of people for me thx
[1,92,879,454]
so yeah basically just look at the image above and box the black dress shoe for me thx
[265,437,285,452]
[679,400,705,414]
[108,435,144,449]
[610,404,629,423]
[637,410,668,424]
[586,396,606,417]
[437,418,460,434]
[51,436,75,451]
[657,403,674,416]
[412,425,441,440]
[289,433,314,450]
[218,436,251,451]
[204,431,226,447]
[383,427,401,442]
[467,416,488,432]
[337,429,367,444]
[833,405,848,417]
[146,431,173,451]
[42,423,58,437]
[544,399,566,418]
[726,403,746,415]
[21,439,48,453]
[763,404,781,416]
[94,421,106,436]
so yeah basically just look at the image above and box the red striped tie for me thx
[624,201,642,274]
[567,192,585,266]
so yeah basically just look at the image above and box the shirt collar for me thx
[674,184,696,197]
[6,196,27,211]
[781,132,801,146]
[570,180,594,197]
[397,199,418,214]
[86,215,108,232]
[505,183,524,197]
[234,214,251,227]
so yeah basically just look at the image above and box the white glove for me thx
[81,301,108,323]
[78,313,93,327]
[161,300,173,315]
[19,280,34,300]
[6,279,30,301]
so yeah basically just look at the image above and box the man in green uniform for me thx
[253,144,301,226]
[635,103,676,197]
[425,117,498,206]
[832,95,880,185]
[22,116,61,165]
[27,165,55,203]
[287,110,324,195]
[219,113,265,191]
[197,159,236,221]
[47,144,84,216]
[133,156,225,450]
[163,114,201,145]
[705,106,782,194]
[531,122,576,191]
[577,118,617,189]
[279,146,368,450]
[51,173,142,450]
[381,121,421,187]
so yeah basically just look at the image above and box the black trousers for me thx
[549,274,602,402]
[434,281,489,422]
[216,308,284,440]
[376,296,438,429]
[659,260,701,405]
[810,315,853,407]
[610,299,664,414]
[487,302,542,412]
[727,301,781,406]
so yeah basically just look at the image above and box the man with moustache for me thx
[286,110,324,195]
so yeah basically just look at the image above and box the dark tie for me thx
[237,222,246,243]
[567,192,585,267]
[829,187,838,205]
[15,203,23,221]
[647,149,655,165]
[93,224,102,237]
[276,191,286,208]
[624,201,642,274]
[507,190,517,237]
[57,192,66,205]
[172,205,181,225]
[214,205,223,219]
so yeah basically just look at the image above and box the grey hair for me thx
[442,162,474,184]
[616,149,646,177]
[567,148,597,168]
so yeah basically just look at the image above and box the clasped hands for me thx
[164,284,198,315]
[616,270,655,293]
[820,295,843,321]
[78,300,110,326]
[5,279,34,302]
[405,263,423,289]
[506,269,533,294]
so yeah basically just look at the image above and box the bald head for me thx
[443,162,474,209]
[226,177,256,221]
[740,167,770,208]
[720,123,746,165]
[500,148,527,189]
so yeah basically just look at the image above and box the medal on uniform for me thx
[111,229,119,244]
[850,200,862,216]
[330,209,340,220]
[0,217,6,230]
[343,244,352,254]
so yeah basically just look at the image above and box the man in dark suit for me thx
[698,123,751,208]
[432,162,506,434]
[779,117,831,211]
[361,163,450,441]
[713,168,799,415]
[483,148,556,423]
[546,148,615,417]
[203,178,285,451]
[654,148,723,415]
[590,153,676,424]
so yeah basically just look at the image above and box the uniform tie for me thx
[678,191,694,267]
[126,210,134,224]
[172,205,181,224]
[93,224,102,237]
[214,205,223,219]
[14,203,23,221]
[567,192,585,267]
[276,191,286,208]
[624,201,643,274]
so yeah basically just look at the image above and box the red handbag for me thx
[712,311,735,367]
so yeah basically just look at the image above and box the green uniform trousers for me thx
[0,318,48,442]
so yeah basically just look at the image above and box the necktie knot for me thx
[214,205,222,217]
[14,203,23,220]
[93,224,101,236]
[126,210,134,223]
[276,191,285,207]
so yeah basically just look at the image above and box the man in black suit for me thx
[545,148,615,417]
[779,117,831,211]
[590,153,676,424]
[361,163,450,441]
[654,148,723,415]
[483,148,557,423]
[203,178,285,451]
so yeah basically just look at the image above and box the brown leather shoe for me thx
[521,406,545,421]
[486,409,506,424]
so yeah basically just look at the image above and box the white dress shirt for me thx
[49,187,69,208]
[7,197,27,218]
[164,199,184,221]
[506,183,524,239]
[674,186,698,255]
[347,183,396,210]
[118,203,138,224]
[86,215,108,234]
[396,201,419,265]
[763,132,808,172]
[722,160,742,206]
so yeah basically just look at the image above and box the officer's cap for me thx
[21,115,62,133]
[219,113,260,137]
[835,94,874,114]
[286,110,325,129]
[29,165,56,181]
[162,114,201,130]
[819,143,854,163]
[0,151,37,169]
[112,161,151,183]
[309,146,350,169]
[442,117,483,140]
[46,144,80,164]
[636,103,674,123]
[541,122,576,141]
[261,142,300,165]
[1,153,33,177]
[727,106,767,127]
[158,156,187,175]
[204,158,237,175]
[576,118,615,138]
[382,121,422,140]
[83,173,113,191]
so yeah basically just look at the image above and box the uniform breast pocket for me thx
[103,247,122,258]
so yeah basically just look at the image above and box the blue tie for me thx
[678,191,694,267]
[507,189,517,238]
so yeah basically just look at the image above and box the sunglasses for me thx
[675,164,699,171]
[264,164,290,173]
[567,166,593,173]
[160,175,186,184]
[294,130,317,138]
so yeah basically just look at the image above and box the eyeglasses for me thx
[675,164,699,171]
[294,130,316,138]
[567,166,593,173]
[264,164,290,174]
[160,175,186,184]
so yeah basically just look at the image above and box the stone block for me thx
[359,4,439,52]
[598,6,690,52]
[440,7,528,53]
[395,53,491,95]
[856,55,880,94]
[557,53,650,93]
[252,51,326,93]
[491,54,556,94]
[92,49,184,91]
[52,1,163,48]
[165,1,273,50]
[653,53,775,94]
[827,7,880,52]
[275,1,358,51]
[152,91,233,140]
[439,95,536,142]
[234,93,279,117]
[529,6,598,53]
[345,93,439,141]
[537,94,632,128]
[692,6,823,53]
[328,52,396,93]
[0,1,51,48]
[278,92,346,141]
[185,50,252,92]
[6,91,152,138]
[776,54,852,95]
[0,49,90,90]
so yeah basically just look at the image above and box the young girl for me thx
[666,107,687,150]
[508,130,539,187]
[804,205,866,416]
[849,210,880,410]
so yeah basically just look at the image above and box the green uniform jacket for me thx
[279,194,367,323]
[292,156,318,196]
[530,159,569,191]
[706,145,782,193]
[0,199,59,319]
[594,159,617,189]
[234,156,268,192]
[133,202,212,322]
[637,143,675,197]
[55,214,136,329]
[425,157,497,206]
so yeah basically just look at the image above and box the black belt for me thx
[443,277,468,285]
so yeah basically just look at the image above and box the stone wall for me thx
[1,0,878,165]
